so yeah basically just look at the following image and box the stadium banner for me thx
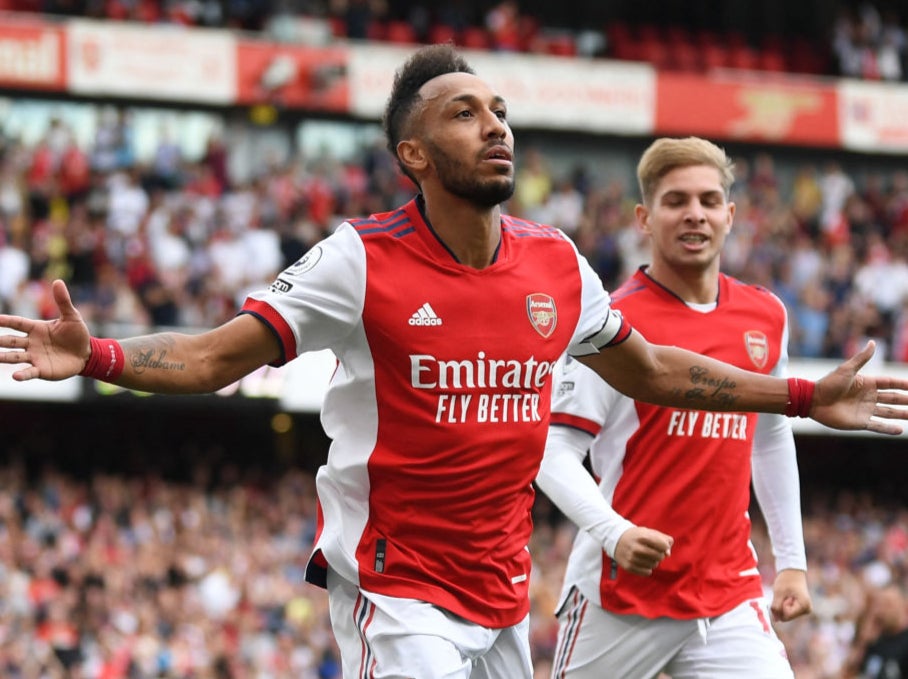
[839,80,908,154]
[347,44,655,135]
[0,15,66,91]
[235,40,349,111]
[655,72,840,147]
[66,19,236,104]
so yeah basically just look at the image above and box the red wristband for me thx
[79,337,125,382]
[785,377,815,418]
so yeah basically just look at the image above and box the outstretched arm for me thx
[536,425,673,576]
[752,413,812,622]
[0,279,281,393]
[578,329,908,434]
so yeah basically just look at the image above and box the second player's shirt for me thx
[240,197,626,628]
[550,267,794,619]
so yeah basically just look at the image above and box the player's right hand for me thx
[0,279,91,381]
[613,526,674,576]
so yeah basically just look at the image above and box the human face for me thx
[413,72,515,207]
[636,164,734,274]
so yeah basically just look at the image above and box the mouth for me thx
[679,232,710,248]
[483,145,513,166]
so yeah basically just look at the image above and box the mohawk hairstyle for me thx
[382,44,475,184]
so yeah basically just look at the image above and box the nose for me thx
[483,109,507,139]
[684,200,707,223]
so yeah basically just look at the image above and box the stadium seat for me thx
[385,20,417,45]
[460,26,491,50]
[728,45,759,71]
[545,33,577,57]
[670,41,702,72]
[701,43,730,70]
[759,46,788,72]
[428,23,458,46]
[638,37,670,69]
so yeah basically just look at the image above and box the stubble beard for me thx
[430,141,515,208]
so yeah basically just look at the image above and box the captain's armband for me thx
[570,309,631,357]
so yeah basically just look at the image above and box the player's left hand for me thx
[613,526,673,576]
[771,568,812,622]
[811,341,908,435]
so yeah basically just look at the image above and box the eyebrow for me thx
[661,189,724,200]
[447,93,508,108]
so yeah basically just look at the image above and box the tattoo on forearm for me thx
[687,367,739,406]
[127,337,186,374]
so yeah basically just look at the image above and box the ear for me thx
[397,139,428,176]
[635,203,651,235]
[724,201,736,235]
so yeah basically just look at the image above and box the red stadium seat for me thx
[366,20,386,42]
[728,45,759,71]
[460,26,491,50]
[701,43,729,70]
[669,41,702,72]
[428,23,458,46]
[328,16,346,38]
[385,20,417,45]
[545,33,577,57]
[759,46,788,72]
[638,37,670,69]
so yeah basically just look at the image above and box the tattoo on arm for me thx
[687,367,739,407]
[126,336,187,374]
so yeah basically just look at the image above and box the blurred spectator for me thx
[512,146,551,221]
[844,583,908,678]
[791,163,823,238]
[537,174,584,237]
[328,0,387,40]
[819,161,856,247]
[0,226,29,314]
[793,277,832,358]
[485,0,522,51]
[105,169,149,265]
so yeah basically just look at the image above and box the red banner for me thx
[655,72,840,147]
[235,41,349,112]
[0,15,66,91]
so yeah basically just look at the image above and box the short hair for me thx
[636,137,735,206]
[382,44,475,182]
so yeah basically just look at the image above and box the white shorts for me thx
[551,588,793,679]
[327,567,532,678]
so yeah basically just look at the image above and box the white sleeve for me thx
[557,231,630,356]
[537,426,635,559]
[752,313,807,573]
[244,223,366,355]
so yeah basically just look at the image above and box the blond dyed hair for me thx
[637,137,735,206]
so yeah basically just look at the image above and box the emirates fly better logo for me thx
[527,293,557,338]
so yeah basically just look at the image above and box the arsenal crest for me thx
[744,330,768,369]
[527,293,557,338]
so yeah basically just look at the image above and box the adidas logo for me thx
[409,302,443,326]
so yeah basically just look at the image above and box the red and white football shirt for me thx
[549,267,802,619]
[241,197,625,628]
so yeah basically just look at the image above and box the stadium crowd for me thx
[3,107,908,363]
[0,451,904,679]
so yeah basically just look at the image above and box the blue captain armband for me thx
[570,309,631,356]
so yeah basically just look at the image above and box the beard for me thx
[428,140,515,208]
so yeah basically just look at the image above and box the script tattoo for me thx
[129,337,186,374]
[687,367,739,406]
